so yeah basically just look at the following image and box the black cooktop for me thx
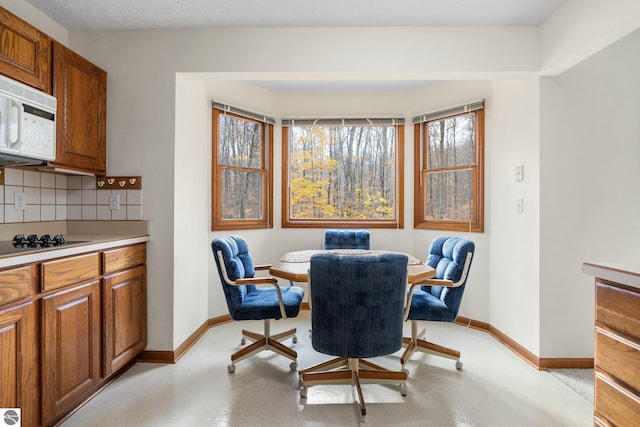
[0,234,90,256]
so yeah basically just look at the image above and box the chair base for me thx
[400,322,462,370]
[299,357,408,416]
[228,319,298,373]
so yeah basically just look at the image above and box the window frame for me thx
[414,108,484,232]
[281,122,404,229]
[211,107,273,231]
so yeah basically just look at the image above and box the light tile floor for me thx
[62,311,593,426]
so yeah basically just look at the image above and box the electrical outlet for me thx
[109,193,120,210]
[14,192,26,210]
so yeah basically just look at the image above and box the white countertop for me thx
[0,234,150,268]
[582,262,640,289]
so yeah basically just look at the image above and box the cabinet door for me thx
[0,6,52,92]
[0,302,39,427]
[103,266,147,376]
[42,280,101,422]
[51,42,106,175]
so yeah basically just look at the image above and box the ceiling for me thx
[25,0,566,31]
[24,0,567,92]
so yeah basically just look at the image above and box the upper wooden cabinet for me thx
[0,7,52,92]
[50,42,107,175]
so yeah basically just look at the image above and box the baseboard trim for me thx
[138,314,232,364]
[141,312,593,370]
[455,315,594,370]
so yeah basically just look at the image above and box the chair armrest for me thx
[418,278,456,287]
[254,264,272,271]
[235,276,288,319]
[236,277,278,285]
[403,283,421,321]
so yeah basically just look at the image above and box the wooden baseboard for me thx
[138,314,232,364]
[455,315,594,370]
[140,311,593,370]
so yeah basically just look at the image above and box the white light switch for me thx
[515,165,524,182]
[109,193,120,210]
[516,197,524,213]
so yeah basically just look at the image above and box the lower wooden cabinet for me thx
[103,266,147,376]
[0,242,147,426]
[594,279,640,425]
[42,280,102,422]
[0,301,39,427]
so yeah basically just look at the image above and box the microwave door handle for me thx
[9,98,22,149]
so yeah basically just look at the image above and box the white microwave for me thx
[0,74,56,166]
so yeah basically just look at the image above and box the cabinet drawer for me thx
[0,265,32,305]
[596,327,640,391]
[595,371,640,426]
[596,281,640,340]
[41,253,100,291]
[103,244,146,274]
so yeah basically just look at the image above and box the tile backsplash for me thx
[1,168,143,223]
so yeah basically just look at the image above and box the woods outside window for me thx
[414,102,484,232]
[212,104,273,230]
[282,119,404,228]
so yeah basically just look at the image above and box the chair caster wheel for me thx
[300,386,307,398]
[293,335,298,344]
[455,360,463,370]
[400,383,407,396]
[290,361,298,371]
[228,364,236,373]
[241,337,246,345]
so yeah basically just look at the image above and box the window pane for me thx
[427,114,476,169]
[424,169,473,221]
[288,126,396,220]
[218,114,262,168]
[221,169,263,220]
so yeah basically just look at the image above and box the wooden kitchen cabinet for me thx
[103,244,147,376]
[0,242,146,426]
[42,280,102,423]
[583,262,640,426]
[50,42,107,175]
[0,6,52,92]
[0,301,39,427]
[103,265,147,376]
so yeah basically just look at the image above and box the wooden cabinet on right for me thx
[0,6,52,92]
[102,244,147,376]
[594,278,640,426]
[50,42,107,175]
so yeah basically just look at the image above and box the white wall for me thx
[488,78,541,353]
[539,28,640,357]
[7,0,640,355]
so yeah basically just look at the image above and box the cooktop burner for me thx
[0,234,90,255]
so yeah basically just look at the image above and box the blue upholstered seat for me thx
[299,252,409,418]
[322,229,371,250]
[401,236,475,370]
[211,235,304,373]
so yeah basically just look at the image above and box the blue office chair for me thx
[211,236,305,373]
[323,229,371,250]
[299,252,408,418]
[401,236,475,371]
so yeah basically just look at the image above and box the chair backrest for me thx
[424,236,475,318]
[309,252,408,358]
[211,236,256,319]
[322,229,371,250]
